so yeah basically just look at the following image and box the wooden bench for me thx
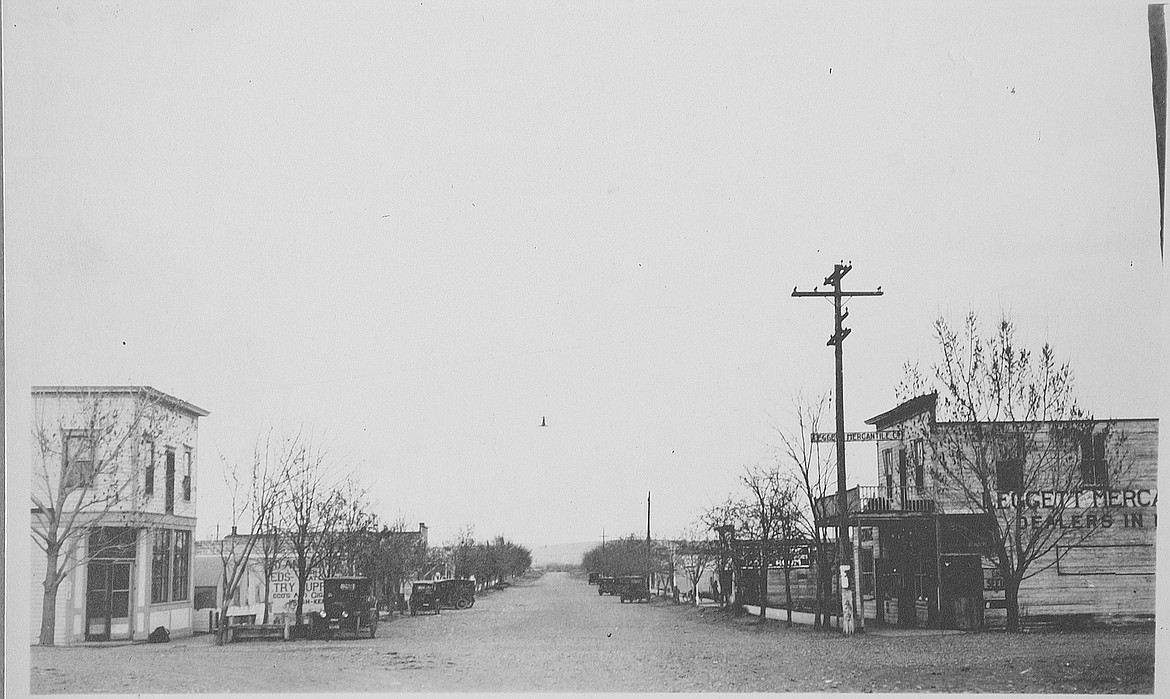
[227,619,291,643]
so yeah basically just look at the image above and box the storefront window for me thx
[151,530,172,603]
[151,529,191,603]
[172,530,191,601]
[89,527,137,559]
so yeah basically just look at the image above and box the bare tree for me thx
[718,465,802,624]
[370,518,429,612]
[31,388,178,646]
[903,313,1135,632]
[256,524,283,625]
[581,534,669,579]
[771,391,836,628]
[278,438,353,625]
[214,429,298,644]
[675,523,718,606]
[447,525,476,579]
[701,498,741,608]
[319,482,379,577]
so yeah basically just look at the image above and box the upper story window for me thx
[912,439,925,489]
[63,430,97,489]
[882,449,894,498]
[1079,431,1109,488]
[165,450,176,514]
[144,439,155,497]
[182,449,192,502]
[995,433,1024,493]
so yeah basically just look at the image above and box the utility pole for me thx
[601,529,606,575]
[646,492,652,592]
[793,262,882,636]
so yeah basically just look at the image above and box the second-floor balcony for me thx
[816,485,937,524]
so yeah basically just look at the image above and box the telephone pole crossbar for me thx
[792,262,882,637]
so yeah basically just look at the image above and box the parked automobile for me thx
[409,581,441,616]
[314,576,378,638]
[435,579,476,610]
[618,575,651,603]
[597,576,619,595]
[587,572,600,584]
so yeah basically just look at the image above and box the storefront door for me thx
[940,554,984,630]
[86,560,132,641]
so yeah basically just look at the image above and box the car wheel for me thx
[454,597,471,610]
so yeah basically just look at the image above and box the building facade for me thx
[819,393,1157,630]
[30,386,209,644]
[191,522,431,630]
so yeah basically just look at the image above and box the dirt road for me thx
[30,571,1154,693]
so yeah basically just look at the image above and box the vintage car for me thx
[618,575,651,603]
[587,572,600,584]
[314,576,378,638]
[408,581,441,616]
[597,576,619,595]
[435,579,476,610]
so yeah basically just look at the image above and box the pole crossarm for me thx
[791,289,883,298]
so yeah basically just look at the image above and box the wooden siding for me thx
[867,403,1157,628]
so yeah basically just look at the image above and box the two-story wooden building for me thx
[30,386,209,644]
[818,393,1156,630]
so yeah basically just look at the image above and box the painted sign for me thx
[270,568,323,612]
[995,489,1158,532]
[811,430,903,443]
[732,542,811,569]
[994,488,1157,510]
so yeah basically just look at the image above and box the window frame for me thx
[171,530,191,601]
[151,528,192,604]
[144,439,155,497]
[182,448,192,502]
[898,448,909,490]
[995,433,1025,493]
[63,429,97,490]
[1079,431,1109,488]
[151,529,172,603]
[882,449,894,499]
[912,439,925,489]
[164,449,176,514]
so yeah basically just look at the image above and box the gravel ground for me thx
[30,570,1155,694]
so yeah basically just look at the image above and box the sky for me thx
[5,1,1164,551]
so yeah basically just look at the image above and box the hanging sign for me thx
[811,430,903,443]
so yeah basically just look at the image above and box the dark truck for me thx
[435,579,476,610]
[409,581,441,616]
[618,575,651,603]
[597,577,619,595]
[314,576,378,638]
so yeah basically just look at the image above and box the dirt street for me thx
[31,571,1155,693]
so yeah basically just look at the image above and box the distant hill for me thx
[529,541,599,567]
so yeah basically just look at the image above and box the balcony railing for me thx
[816,485,937,522]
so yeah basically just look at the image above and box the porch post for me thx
[933,514,944,628]
[853,519,865,631]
